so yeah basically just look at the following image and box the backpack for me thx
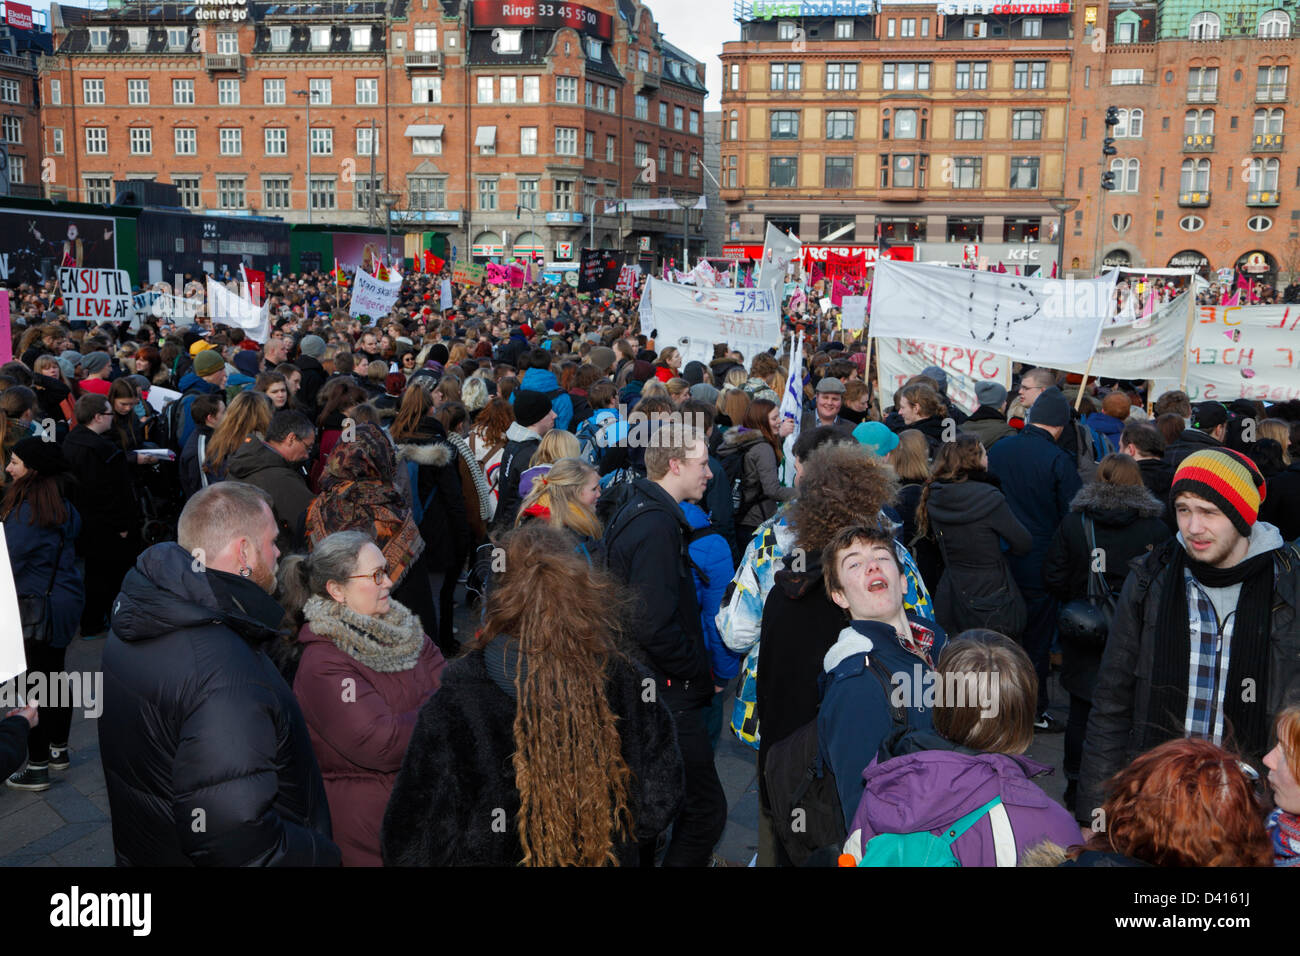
[404,458,440,526]
[165,392,194,453]
[576,414,617,469]
[1075,422,1113,484]
[764,658,908,867]
[719,450,756,521]
[854,796,1017,867]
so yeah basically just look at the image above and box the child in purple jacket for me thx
[841,630,1080,866]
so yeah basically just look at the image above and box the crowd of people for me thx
[0,263,1296,869]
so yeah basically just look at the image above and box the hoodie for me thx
[518,367,574,431]
[1175,520,1284,625]
[681,501,741,682]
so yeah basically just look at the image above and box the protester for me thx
[99,482,340,866]
[963,382,1016,449]
[1165,401,1228,469]
[718,398,797,549]
[893,382,949,456]
[514,456,602,560]
[226,409,317,554]
[467,396,513,520]
[382,524,683,866]
[1264,704,1300,866]
[204,389,274,486]
[801,377,855,437]
[179,393,226,500]
[2,439,83,791]
[492,390,555,530]
[280,530,445,866]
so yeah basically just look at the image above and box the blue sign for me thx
[545,212,585,224]
[397,210,462,224]
[451,244,458,263]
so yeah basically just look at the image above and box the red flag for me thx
[425,251,444,274]
[243,268,265,305]
[412,250,423,274]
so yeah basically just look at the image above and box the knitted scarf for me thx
[306,423,424,586]
[302,594,424,673]
[1268,808,1300,866]
[448,431,492,522]
[1150,543,1273,753]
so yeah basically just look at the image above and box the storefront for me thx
[1167,250,1211,279]
[720,242,916,273]
[915,241,1051,275]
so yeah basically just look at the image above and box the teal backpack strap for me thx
[940,796,1004,846]
[940,795,1017,866]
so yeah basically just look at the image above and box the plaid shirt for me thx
[1183,570,1232,744]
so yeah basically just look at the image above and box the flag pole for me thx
[1074,354,1095,411]
[1179,278,1198,394]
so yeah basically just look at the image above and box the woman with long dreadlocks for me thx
[380,523,684,866]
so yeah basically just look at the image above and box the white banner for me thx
[841,296,868,331]
[207,276,270,343]
[0,525,25,685]
[58,267,133,322]
[603,196,707,214]
[1057,288,1193,381]
[876,338,1013,416]
[871,259,1118,368]
[641,278,781,367]
[758,223,801,298]
[1154,304,1300,404]
[349,268,404,321]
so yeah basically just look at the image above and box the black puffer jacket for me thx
[395,423,471,573]
[1042,481,1171,701]
[99,542,340,867]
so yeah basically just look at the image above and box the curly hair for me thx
[474,523,635,865]
[789,440,899,553]
[1077,738,1271,867]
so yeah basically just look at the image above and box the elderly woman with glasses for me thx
[278,529,446,867]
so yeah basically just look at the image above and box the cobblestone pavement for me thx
[0,589,1069,867]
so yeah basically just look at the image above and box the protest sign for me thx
[452,262,486,285]
[616,264,640,294]
[841,296,868,331]
[440,278,453,310]
[58,267,133,322]
[871,259,1117,368]
[640,278,780,367]
[1056,288,1192,381]
[0,525,24,684]
[876,338,1012,416]
[348,267,403,321]
[578,249,621,292]
[1152,304,1300,404]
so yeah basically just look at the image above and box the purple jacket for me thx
[842,741,1080,866]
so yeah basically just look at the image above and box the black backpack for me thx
[764,658,908,867]
[718,450,756,521]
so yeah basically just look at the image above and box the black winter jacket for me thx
[1164,427,1222,470]
[62,424,139,541]
[491,423,540,531]
[603,479,713,701]
[1262,461,1300,544]
[99,543,340,866]
[1076,534,1300,823]
[395,427,471,572]
[294,354,328,416]
[380,644,684,866]
[226,440,316,554]
[1042,481,1171,701]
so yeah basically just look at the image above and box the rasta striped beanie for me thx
[1170,448,1266,538]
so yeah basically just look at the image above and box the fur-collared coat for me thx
[1042,480,1172,700]
[380,647,684,866]
[395,431,471,573]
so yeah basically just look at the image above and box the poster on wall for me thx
[0,210,117,287]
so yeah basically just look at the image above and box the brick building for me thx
[720,1,1075,273]
[38,0,705,264]
[0,6,51,200]
[1067,0,1300,285]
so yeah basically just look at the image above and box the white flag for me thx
[207,276,270,344]
[758,223,800,297]
[780,332,804,439]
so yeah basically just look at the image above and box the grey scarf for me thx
[302,595,424,673]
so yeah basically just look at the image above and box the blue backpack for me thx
[405,459,439,526]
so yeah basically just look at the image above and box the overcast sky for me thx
[19,0,739,108]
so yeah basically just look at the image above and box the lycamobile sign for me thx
[749,0,1068,15]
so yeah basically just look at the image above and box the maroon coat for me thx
[293,624,445,866]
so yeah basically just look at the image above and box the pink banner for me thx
[508,264,526,289]
[0,290,10,364]
[486,262,510,285]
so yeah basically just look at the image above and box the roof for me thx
[660,40,707,93]
[585,35,623,80]
[465,26,551,65]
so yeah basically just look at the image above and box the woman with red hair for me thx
[1265,704,1300,866]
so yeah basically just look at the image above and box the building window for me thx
[952,156,982,189]
[948,216,983,241]
[1112,107,1143,137]
[1180,215,1204,231]
[85,127,107,154]
[1110,156,1140,191]
[220,128,242,155]
[1259,9,1291,37]
[659,102,668,125]
[554,75,578,104]
[271,26,290,51]
[901,18,916,37]
[175,127,197,155]
[1012,109,1043,140]
[1,115,18,144]
[882,62,930,91]
[826,62,858,91]
[769,156,797,188]
[606,135,616,163]
[689,110,700,134]
[1010,156,1040,189]
[1004,217,1042,242]
[659,147,667,172]
[49,79,61,105]
[1014,60,1048,90]
[522,76,541,103]
[264,127,286,155]
[310,78,332,105]
[1254,108,1283,135]
[310,128,332,155]
[83,79,104,105]
[887,19,896,37]
[173,78,195,105]
[1116,19,1136,42]
[1188,11,1220,40]
[769,63,802,91]
[412,77,441,103]
[126,78,149,105]
[518,178,538,209]
[520,127,537,155]
[89,28,109,50]
[634,140,649,166]
[1257,65,1288,100]
[593,85,604,110]
[173,176,200,209]
[954,61,988,91]
[476,76,494,103]
[262,176,290,210]
[673,150,683,174]
[825,156,853,188]
[586,38,602,60]
[216,32,238,55]
[1111,68,1144,85]
[354,178,381,210]
[728,110,738,140]
[414,28,437,51]
[411,133,442,155]
[555,127,578,155]
[554,179,574,211]
[1248,157,1281,191]
[964,19,987,38]
[673,106,684,130]
[349,25,372,50]
[1248,215,1272,231]
[167,27,188,51]
[835,19,853,38]
[729,63,740,89]
[8,155,25,185]
[356,78,378,105]
[585,130,595,159]
[217,175,246,209]
[356,127,378,156]
[954,110,985,140]
[1188,67,1217,100]
[263,79,285,105]
[724,155,738,188]
[826,110,855,140]
[51,128,63,155]
[311,25,331,50]
[218,79,240,105]
[499,76,517,103]
[1181,158,1211,192]
[409,176,446,209]
[635,95,648,120]
[777,20,797,40]
[770,110,799,139]
[309,177,336,210]
[1187,109,1215,135]
[83,175,113,204]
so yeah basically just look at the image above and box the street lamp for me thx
[379,191,402,267]
[293,89,312,225]
[516,203,538,263]
[1048,197,1079,277]
[673,194,697,272]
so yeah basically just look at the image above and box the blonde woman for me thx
[515,457,603,561]
[204,390,273,484]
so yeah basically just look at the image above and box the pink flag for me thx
[1220,286,1233,306]
[809,261,825,286]
[1013,264,1021,276]
[743,267,754,289]
[525,259,533,284]
[996,262,1007,274]
[1142,286,1156,320]
[1050,260,1058,279]
[831,277,849,307]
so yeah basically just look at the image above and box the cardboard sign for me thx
[452,262,486,285]
[58,267,133,322]
[348,267,403,320]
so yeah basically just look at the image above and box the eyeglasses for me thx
[348,565,390,586]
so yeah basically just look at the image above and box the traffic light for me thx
[1101,170,1117,190]
[1102,136,1118,156]
[1104,106,1120,127]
